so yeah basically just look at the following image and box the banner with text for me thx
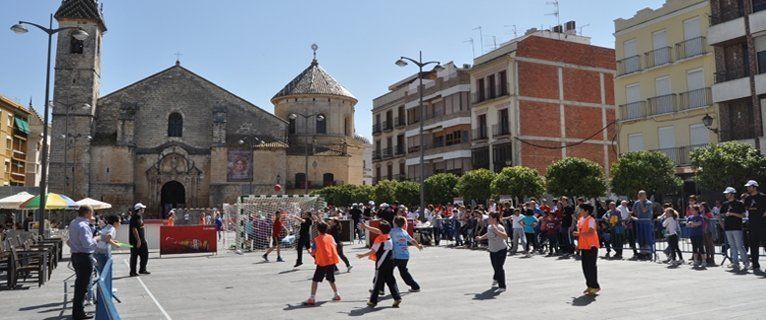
[160,225,217,255]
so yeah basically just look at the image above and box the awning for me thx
[14,117,29,134]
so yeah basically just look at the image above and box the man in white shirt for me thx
[617,200,631,220]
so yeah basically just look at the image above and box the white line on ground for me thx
[122,259,172,320]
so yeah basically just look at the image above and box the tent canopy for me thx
[0,191,34,209]
[76,198,112,210]
[20,193,78,210]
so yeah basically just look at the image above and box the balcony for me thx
[715,66,748,83]
[492,124,510,138]
[645,47,673,69]
[395,144,405,156]
[372,150,381,160]
[472,87,510,104]
[709,5,766,45]
[383,120,393,132]
[372,123,382,135]
[654,145,707,167]
[394,117,406,128]
[472,128,489,141]
[675,37,706,60]
[619,101,647,121]
[617,55,642,76]
[408,145,421,153]
[679,87,712,111]
[382,147,393,159]
[647,94,678,116]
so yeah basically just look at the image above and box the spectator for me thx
[521,204,539,254]
[721,187,749,271]
[604,201,625,260]
[632,191,654,260]
[743,180,765,273]
[659,208,683,265]
[687,205,706,268]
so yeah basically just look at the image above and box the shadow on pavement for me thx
[283,301,328,310]
[18,301,66,311]
[346,305,387,316]
[470,288,502,300]
[570,294,596,306]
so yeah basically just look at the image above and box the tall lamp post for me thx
[289,112,325,194]
[238,136,264,194]
[11,16,89,236]
[395,52,442,217]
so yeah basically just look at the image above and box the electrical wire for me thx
[513,120,617,150]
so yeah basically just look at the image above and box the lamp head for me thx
[71,29,89,41]
[10,24,28,34]
[395,58,408,67]
[316,113,326,121]
[702,114,714,128]
[82,103,92,109]
[238,139,245,145]
[288,113,298,120]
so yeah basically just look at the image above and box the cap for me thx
[723,187,737,194]
[745,180,759,187]
[368,201,375,206]
[380,203,389,208]
[133,203,147,211]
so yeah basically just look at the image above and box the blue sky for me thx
[1,0,665,141]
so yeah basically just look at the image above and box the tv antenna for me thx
[578,23,590,36]
[504,24,518,38]
[464,37,476,58]
[546,0,561,38]
[473,26,484,54]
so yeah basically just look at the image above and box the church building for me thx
[47,0,364,216]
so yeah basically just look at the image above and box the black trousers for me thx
[336,242,350,268]
[489,248,507,289]
[612,232,624,257]
[71,253,94,319]
[580,248,600,289]
[370,263,400,303]
[393,259,420,290]
[524,233,538,252]
[626,227,639,255]
[129,241,148,274]
[667,234,683,260]
[749,230,763,268]
[295,235,310,264]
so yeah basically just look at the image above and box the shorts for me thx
[312,265,336,283]
[272,236,283,246]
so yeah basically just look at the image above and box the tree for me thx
[491,166,545,201]
[312,184,374,207]
[546,157,607,198]
[691,142,766,194]
[610,151,681,198]
[373,180,398,204]
[394,181,420,207]
[424,173,459,204]
[456,169,496,205]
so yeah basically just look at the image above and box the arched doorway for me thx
[161,181,186,218]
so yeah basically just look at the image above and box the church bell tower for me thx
[48,0,106,199]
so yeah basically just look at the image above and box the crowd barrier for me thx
[95,258,121,320]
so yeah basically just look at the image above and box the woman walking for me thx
[475,212,509,291]
[573,203,600,295]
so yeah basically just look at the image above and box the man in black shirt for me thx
[722,187,749,271]
[744,180,766,272]
[558,197,575,255]
[349,204,363,240]
[377,204,395,225]
[292,212,313,268]
[129,203,150,277]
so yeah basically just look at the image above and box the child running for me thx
[659,207,683,265]
[360,216,424,292]
[303,221,341,305]
[475,212,509,291]
[263,211,285,262]
[357,221,401,308]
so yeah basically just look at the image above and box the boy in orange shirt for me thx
[304,221,341,305]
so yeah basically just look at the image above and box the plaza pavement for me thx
[2,238,765,320]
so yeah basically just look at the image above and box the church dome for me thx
[271,58,356,103]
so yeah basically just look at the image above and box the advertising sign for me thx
[160,225,217,255]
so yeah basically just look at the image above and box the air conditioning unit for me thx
[565,21,576,32]
[552,25,563,33]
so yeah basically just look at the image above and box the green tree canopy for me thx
[373,179,398,204]
[456,169,496,205]
[395,180,420,207]
[610,151,681,198]
[491,166,545,201]
[312,184,374,207]
[690,142,766,194]
[424,173,459,204]
[546,157,607,198]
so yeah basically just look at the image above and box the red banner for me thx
[160,225,217,255]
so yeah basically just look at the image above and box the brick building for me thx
[470,28,617,175]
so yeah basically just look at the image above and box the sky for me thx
[1,0,665,141]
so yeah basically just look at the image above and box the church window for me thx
[70,34,84,54]
[168,112,183,137]
[316,117,326,134]
[289,118,296,134]
[294,173,306,189]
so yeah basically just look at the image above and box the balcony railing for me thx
[372,123,382,135]
[472,87,510,104]
[617,55,642,76]
[645,47,673,69]
[408,145,421,153]
[393,174,407,181]
[394,117,406,128]
[619,101,647,121]
[492,124,510,137]
[676,37,706,60]
[372,150,381,160]
[679,87,712,111]
[654,145,707,167]
[472,128,489,141]
[395,144,405,155]
[715,66,748,83]
[383,120,393,132]
[648,94,678,116]
[382,147,393,159]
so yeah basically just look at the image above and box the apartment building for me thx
[0,95,36,186]
[615,0,717,174]
[708,0,766,147]
[372,62,471,183]
[470,27,616,175]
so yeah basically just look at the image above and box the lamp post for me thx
[60,133,91,197]
[702,114,719,135]
[11,15,89,236]
[289,112,325,194]
[395,52,442,217]
[238,136,264,195]
[52,101,91,191]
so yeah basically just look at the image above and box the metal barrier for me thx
[96,258,121,320]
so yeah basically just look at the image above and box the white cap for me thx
[380,203,389,208]
[368,201,375,206]
[723,187,737,194]
[745,180,759,187]
[133,203,147,211]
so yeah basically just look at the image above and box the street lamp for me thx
[238,136,265,195]
[395,51,441,217]
[702,114,719,134]
[289,112,325,193]
[11,15,89,236]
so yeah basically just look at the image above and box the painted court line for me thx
[122,259,173,320]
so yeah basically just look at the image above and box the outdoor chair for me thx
[20,239,56,277]
[8,244,47,287]
[0,240,15,289]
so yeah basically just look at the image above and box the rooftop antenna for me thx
[173,51,183,65]
[473,26,484,54]
[311,43,319,61]
[504,24,518,39]
[546,0,561,38]
[578,23,590,36]
[491,35,497,50]
[464,37,476,58]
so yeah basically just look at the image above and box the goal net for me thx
[225,195,325,252]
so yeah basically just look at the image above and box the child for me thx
[541,212,560,256]
[475,212,509,291]
[95,215,122,274]
[263,211,285,262]
[303,221,341,305]
[357,221,401,308]
[520,205,539,254]
[509,209,525,254]
[659,208,683,265]
[361,216,424,292]
[328,218,352,273]
[291,212,314,268]
[573,203,600,295]
[687,205,706,268]
[598,219,612,259]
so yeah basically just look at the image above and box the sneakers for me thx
[408,288,420,293]
[588,288,601,295]
[294,262,303,268]
[303,298,315,306]
[139,270,151,275]
[262,254,269,261]
[492,280,498,287]
[129,273,138,277]
[392,300,401,308]
[332,294,342,301]
[497,288,506,292]
[276,257,284,262]
[367,301,377,308]
[347,265,353,273]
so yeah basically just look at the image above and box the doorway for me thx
[161,181,186,218]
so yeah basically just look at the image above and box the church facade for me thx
[47,0,364,216]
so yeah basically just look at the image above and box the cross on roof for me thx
[311,43,318,61]
[174,51,183,65]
